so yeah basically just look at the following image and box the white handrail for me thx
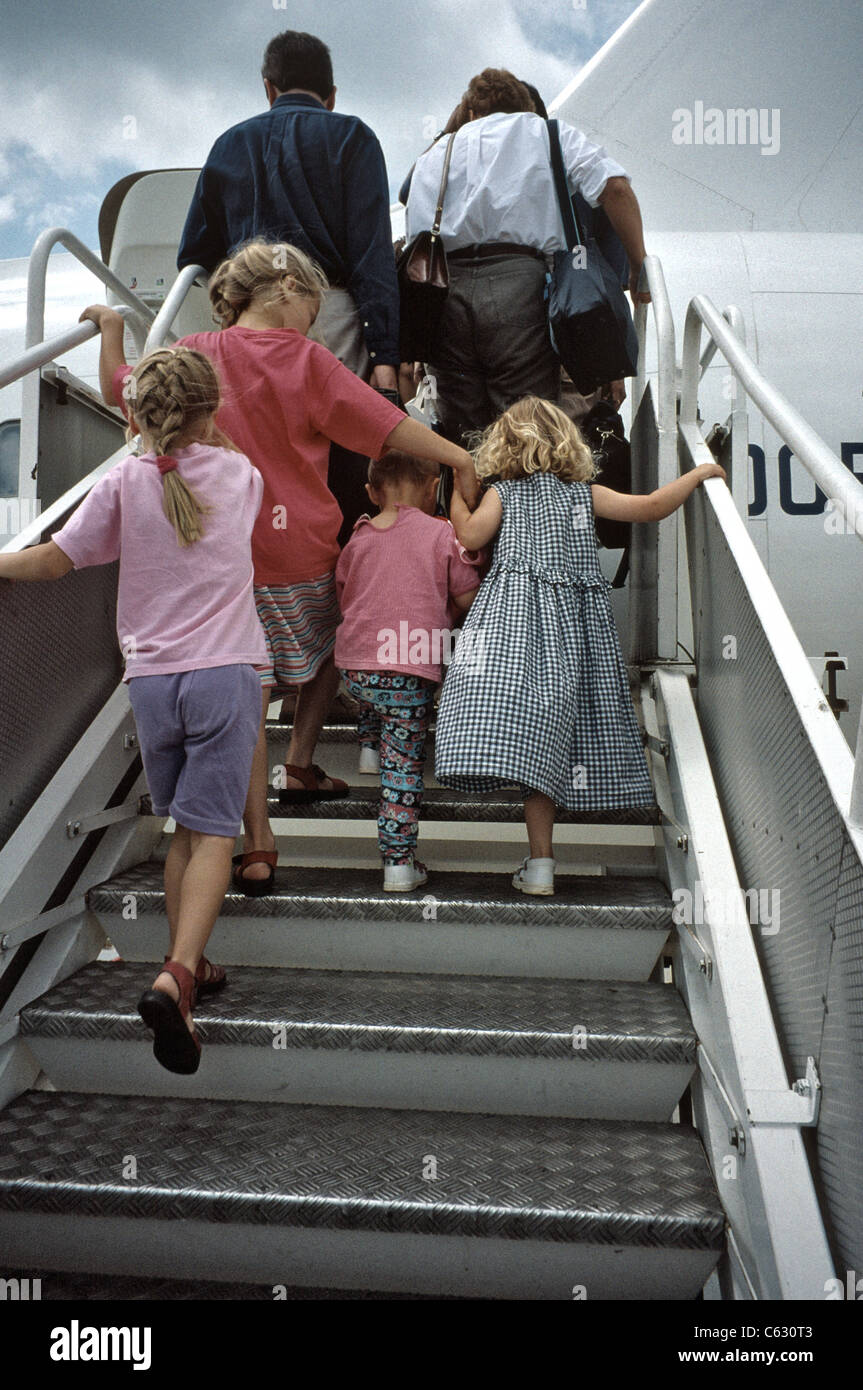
[681,294,863,536]
[0,322,96,391]
[0,306,137,392]
[18,229,153,502]
[25,228,155,355]
[1,444,130,554]
[699,304,746,378]
[680,291,863,829]
[852,701,863,827]
[146,263,208,350]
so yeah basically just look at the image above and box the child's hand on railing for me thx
[696,462,728,484]
[79,305,124,332]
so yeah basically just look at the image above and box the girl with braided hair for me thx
[0,346,267,1074]
[82,239,478,895]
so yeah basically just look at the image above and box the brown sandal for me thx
[163,953,227,994]
[279,762,349,805]
[137,960,201,1075]
[231,850,278,896]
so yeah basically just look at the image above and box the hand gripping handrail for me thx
[16,229,154,496]
[0,306,137,392]
[145,264,208,351]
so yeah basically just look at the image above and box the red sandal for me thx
[137,960,201,1075]
[163,954,227,994]
[279,762,349,805]
[231,850,278,896]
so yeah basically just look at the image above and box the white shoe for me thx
[358,746,380,775]
[383,859,428,892]
[512,857,556,895]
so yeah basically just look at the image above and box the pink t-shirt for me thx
[335,506,482,683]
[52,442,267,680]
[114,328,404,586]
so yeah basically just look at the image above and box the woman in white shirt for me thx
[404,68,649,443]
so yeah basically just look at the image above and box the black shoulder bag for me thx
[546,118,639,393]
[397,133,456,362]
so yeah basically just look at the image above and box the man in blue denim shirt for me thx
[177,31,399,397]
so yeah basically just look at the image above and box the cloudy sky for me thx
[0,0,641,261]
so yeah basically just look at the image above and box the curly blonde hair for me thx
[126,347,230,547]
[473,397,597,483]
[208,239,329,328]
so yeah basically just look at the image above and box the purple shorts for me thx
[127,665,261,838]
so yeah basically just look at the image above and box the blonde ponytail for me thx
[159,470,208,547]
[127,347,225,546]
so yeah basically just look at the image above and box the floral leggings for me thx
[341,669,436,864]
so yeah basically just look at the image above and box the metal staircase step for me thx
[0,1091,724,1299]
[266,720,436,747]
[90,865,673,979]
[264,785,661,823]
[5,1266,455,1299]
[21,963,695,1119]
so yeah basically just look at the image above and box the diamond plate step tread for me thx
[0,1092,724,1249]
[21,963,695,1064]
[265,786,661,824]
[88,864,673,930]
[10,1268,454,1299]
[266,721,436,747]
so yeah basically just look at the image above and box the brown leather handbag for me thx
[397,133,456,361]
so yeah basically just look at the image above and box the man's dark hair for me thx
[262,32,334,100]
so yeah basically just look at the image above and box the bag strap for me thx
[546,119,582,253]
[431,134,457,240]
[611,547,630,589]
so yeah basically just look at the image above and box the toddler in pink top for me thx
[335,451,481,891]
[0,346,266,1078]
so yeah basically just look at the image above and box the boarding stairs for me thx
[1,225,862,1300]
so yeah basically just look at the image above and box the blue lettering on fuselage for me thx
[748,443,863,515]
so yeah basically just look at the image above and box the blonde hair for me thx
[126,347,226,547]
[208,239,329,328]
[473,397,597,483]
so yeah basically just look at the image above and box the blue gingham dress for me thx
[435,473,654,811]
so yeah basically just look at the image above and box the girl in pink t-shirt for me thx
[82,238,479,895]
[335,450,481,891]
[0,347,266,1076]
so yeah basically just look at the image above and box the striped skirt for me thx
[254,572,340,689]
